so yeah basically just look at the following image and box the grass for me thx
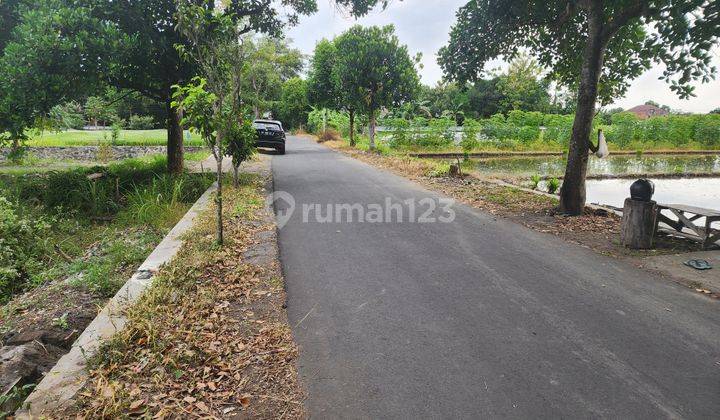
[25,129,205,147]
[184,150,211,162]
[0,156,213,302]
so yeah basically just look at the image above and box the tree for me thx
[173,2,250,245]
[466,78,505,118]
[307,39,340,135]
[241,37,304,119]
[439,1,719,215]
[85,0,310,173]
[0,0,109,149]
[276,77,310,130]
[0,0,324,172]
[333,25,420,150]
[84,96,117,127]
[227,118,257,187]
[496,55,552,113]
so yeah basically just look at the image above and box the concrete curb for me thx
[17,183,218,418]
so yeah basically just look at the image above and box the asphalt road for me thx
[271,136,720,419]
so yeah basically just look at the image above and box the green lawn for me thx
[26,129,205,147]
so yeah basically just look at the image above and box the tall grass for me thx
[0,157,213,302]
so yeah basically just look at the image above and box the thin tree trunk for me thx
[559,11,607,215]
[323,109,327,132]
[349,109,355,146]
[232,164,239,187]
[215,148,224,245]
[368,110,376,151]
[167,100,184,175]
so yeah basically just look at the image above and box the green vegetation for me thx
[23,129,206,147]
[439,1,718,214]
[307,25,420,149]
[0,156,213,303]
[309,108,720,153]
[173,4,258,245]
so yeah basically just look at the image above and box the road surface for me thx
[271,135,719,419]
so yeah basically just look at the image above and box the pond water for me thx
[474,154,720,178]
[586,178,720,211]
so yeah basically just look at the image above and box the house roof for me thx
[626,104,669,118]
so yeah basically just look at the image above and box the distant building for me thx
[626,104,669,119]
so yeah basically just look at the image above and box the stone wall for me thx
[0,146,206,162]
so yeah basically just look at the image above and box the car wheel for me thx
[277,147,285,155]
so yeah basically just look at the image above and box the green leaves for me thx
[333,25,420,114]
[439,0,718,104]
[0,0,113,143]
[172,78,216,149]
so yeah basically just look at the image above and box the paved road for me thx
[272,136,719,419]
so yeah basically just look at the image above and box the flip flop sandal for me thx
[683,259,713,270]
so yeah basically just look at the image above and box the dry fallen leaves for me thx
[68,177,305,419]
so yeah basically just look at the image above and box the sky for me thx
[286,0,720,113]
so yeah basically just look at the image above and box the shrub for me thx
[460,118,480,152]
[128,115,156,130]
[0,196,52,302]
[307,109,350,135]
[385,117,411,147]
[416,117,454,148]
[49,101,85,130]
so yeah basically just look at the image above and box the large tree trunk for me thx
[167,100,184,175]
[559,12,607,215]
[368,110,376,151]
[349,109,355,146]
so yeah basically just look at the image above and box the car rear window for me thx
[253,122,282,131]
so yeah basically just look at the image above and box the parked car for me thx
[253,119,285,154]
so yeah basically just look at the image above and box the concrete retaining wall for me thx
[0,146,205,162]
[17,183,217,418]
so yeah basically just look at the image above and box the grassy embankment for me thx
[0,155,213,328]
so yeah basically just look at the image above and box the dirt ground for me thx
[321,139,718,298]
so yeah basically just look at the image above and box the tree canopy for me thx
[0,0,385,167]
[439,1,719,104]
[333,25,420,148]
[0,0,111,146]
[439,0,719,214]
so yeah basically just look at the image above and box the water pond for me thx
[473,154,720,178]
[586,178,720,211]
[470,154,720,211]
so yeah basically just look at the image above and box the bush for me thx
[49,101,85,130]
[460,118,480,152]
[0,196,52,302]
[128,115,156,130]
[385,118,411,147]
[377,110,720,151]
[307,109,350,136]
[416,117,455,148]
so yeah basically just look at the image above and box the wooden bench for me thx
[656,204,720,250]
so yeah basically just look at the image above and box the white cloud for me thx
[287,1,720,113]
